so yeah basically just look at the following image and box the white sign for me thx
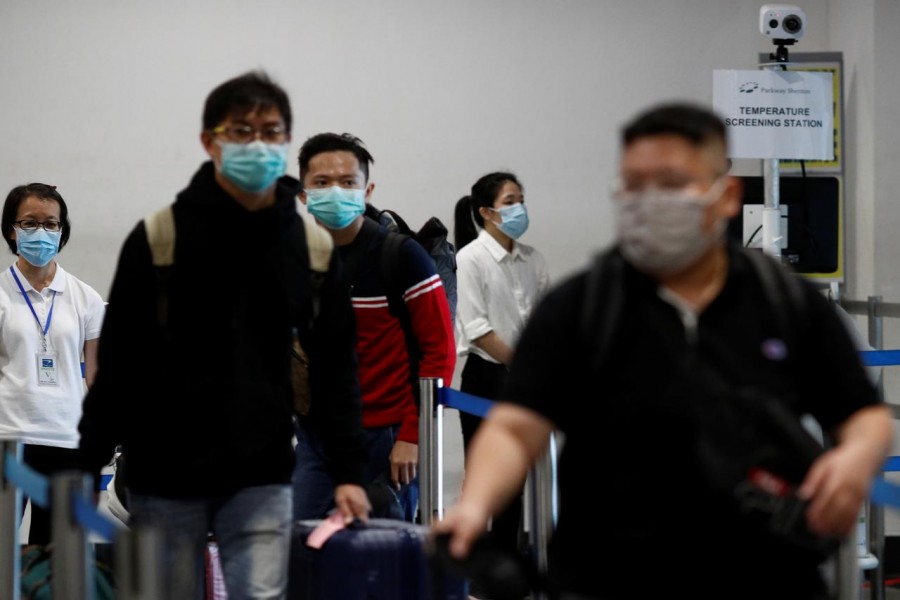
[713,69,833,160]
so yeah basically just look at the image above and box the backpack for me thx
[364,204,457,323]
[20,544,115,600]
[579,246,839,558]
[143,204,334,416]
[363,205,457,401]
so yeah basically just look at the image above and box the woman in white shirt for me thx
[452,171,549,584]
[0,183,106,544]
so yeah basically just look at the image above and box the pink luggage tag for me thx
[306,511,348,549]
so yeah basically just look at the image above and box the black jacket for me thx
[79,162,367,497]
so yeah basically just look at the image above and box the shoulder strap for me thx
[740,248,806,348]
[381,230,407,316]
[143,205,176,329]
[298,212,334,320]
[300,212,333,275]
[379,208,411,234]
[380,230,422,400]
[143,205,176,267]
[581,248,626,373]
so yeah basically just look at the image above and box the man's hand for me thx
[799,405,894,539]
[799,442,876,538]
[431,501,491,560]
[334,484,371,524]
[390,440,417,490]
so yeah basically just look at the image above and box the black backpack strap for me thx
[580,248,626,373]
[381,230,407,317]
[740,247,806,351]
[380,230,423,400]
[365,203,404,233]
[337,217,376,288]
[380,208,411,234]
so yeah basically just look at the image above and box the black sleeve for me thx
[794,281,881,432]
[304,248,368,486]
[78,222,157,483]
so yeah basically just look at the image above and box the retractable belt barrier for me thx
[859,350,900,367]
[1,441,122,600]
[0,440,177,600]
[440,388,493,419]
[858,349,900,512]
[2,452,118,542]
[872,460,900,510]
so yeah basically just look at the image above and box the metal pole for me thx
[418,377,441,526]
[762,158,783,261]
[115,525,167,600]
[867,296,886,600]
[435,399,445,521]
[834,530,861,600]
[50,471,92,600]
[759,52,788,263]
[0,439,23,600]
[532,434,556,571]
[526,431,559,600]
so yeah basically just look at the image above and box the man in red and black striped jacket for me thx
[294,132,456,521]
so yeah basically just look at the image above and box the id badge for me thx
[36,353,59,386]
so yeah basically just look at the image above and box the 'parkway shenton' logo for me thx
[739,82,759,93]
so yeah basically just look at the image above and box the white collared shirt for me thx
[455,229,550,363]
[0,262,105,448]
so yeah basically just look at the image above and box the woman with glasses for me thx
[0,182,105,545]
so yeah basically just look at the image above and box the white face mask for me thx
[614,178,727,276]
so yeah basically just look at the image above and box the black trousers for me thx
[459,354,524,556]
[22,444,80,545]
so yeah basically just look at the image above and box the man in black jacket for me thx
[78,70,370,599]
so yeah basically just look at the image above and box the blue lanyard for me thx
[10,266,57,339]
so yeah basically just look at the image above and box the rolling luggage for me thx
[205,539,228,599]
[287,518,467,600]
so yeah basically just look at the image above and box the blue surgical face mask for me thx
[305,186,367,230]
[16,228,61,267]
[490,203,529,240]
[218,140,288,193]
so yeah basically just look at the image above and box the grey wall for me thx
[0,0,832,297]
[4,0,900,532]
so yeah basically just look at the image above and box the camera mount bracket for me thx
[769,38,796,64]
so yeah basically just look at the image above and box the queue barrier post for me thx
[0,439,23,600]
[114,525,172,600]
[418,377,442,526]
[50,471,93,600]
[526,432,559,600]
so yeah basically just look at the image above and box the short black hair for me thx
[622,102,727,149]
[297,133,375,187]
[2,183,71,254]
[202,70,292,132]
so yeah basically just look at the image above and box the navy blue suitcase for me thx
[287,518,468,600]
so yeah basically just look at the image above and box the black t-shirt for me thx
[504,245,879,599]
